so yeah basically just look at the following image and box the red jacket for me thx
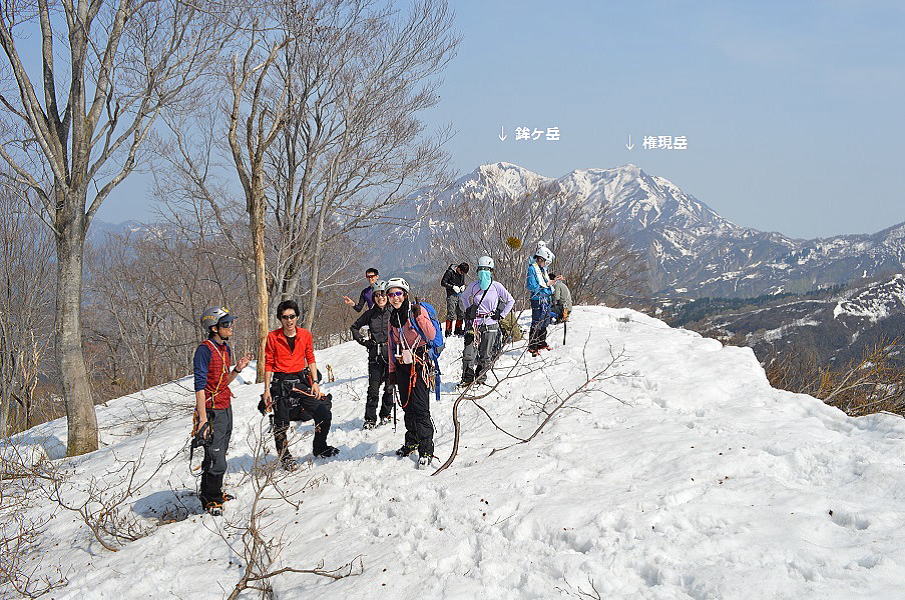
[265,327,315,374]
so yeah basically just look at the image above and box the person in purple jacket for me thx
[458,255,515,386]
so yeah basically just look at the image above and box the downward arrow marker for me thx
[499,126,507,141]
[626,134,634,150]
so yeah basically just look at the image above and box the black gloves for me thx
[491,311,503,321]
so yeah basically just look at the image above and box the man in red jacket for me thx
[263,299,339,468]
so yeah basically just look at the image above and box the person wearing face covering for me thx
[458,256,515,386]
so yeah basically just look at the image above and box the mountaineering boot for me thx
[281,454,298,471]
[454,319,464,336]
[418,452,436,467]
[314,446,340,458]
[379,416,392,427]
[201,496,224,516]
[362,420,377,430]
[458,367,475,388]
[395,443,418,457]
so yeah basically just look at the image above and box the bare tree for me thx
[0,182,55,436]
[82,221,254,405]
[0,1,234,455]
[433,181,645,308]
[765,338,905,417]
[0,442,68,598]
[225,18,290,381]
[263,0,458,332]
[218,421,363,599]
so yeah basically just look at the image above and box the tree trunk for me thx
[303,206,328,332]
[250,178,269,383]
[56,204,99,455]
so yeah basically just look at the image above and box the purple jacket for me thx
[459,281,515,327]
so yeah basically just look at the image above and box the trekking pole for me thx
[392,384,398,432]
[563,321,567,345]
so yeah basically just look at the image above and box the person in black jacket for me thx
[440,262,469,336]
[350,280,394,429]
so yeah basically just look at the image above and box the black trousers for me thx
[365,345,394,422]
[271,376,333,457]
[396,359,434,456]
[200,406,232,501]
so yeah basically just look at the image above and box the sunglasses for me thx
[279,313,298,320]
[373,292,387,298]
[386,291,405,298]
[366,273,378,279]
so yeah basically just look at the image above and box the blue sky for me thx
[92,0,905,238]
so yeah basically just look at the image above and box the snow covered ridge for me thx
[7,306,905,599]
[834,274,905,322]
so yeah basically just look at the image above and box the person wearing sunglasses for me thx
[384,277,437,465]
[459,256,515,386]
[343,267,380,312]
[193,306,252,514]
[263,300,339,468]
[349,280,395,429]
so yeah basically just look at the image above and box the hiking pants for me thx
[271,374,333,457]
[445,294,463,321]
[200,406,232,500]
[463,323,500,381]
[365,344,394,423]
[529,296,552,351]
[396,357,434,456]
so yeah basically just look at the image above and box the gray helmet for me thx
[373,279,389,292]
[385,277,410,293]
[200,306,234,330]
[477,255,494,270]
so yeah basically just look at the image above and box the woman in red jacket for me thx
[385,277,437,465]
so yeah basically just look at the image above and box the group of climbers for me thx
[190,242,570,514]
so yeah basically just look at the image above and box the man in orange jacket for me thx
[263,300,339,468]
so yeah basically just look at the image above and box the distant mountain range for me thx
[391,162,905,298]
[661,274,905,367]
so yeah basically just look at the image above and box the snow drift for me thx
[6,306,905,599]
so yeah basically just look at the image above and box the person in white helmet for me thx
[384,277,437,464]
[349,280,395,429]
[459,256,514,385]
[526,241,555,357]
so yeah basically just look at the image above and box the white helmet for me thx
[477,255,494,270]
[534,241,554,263]
[385,277,410,293]
[373,279,389,292]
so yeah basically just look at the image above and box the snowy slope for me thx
[8,307,905,599]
